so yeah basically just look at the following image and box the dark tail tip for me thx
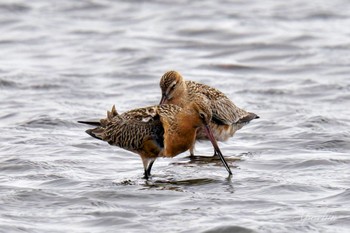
[77,120,101,126]
[85,129,103,141]
[248,112,259,120]
[237,112,259,124]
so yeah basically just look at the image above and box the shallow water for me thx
[1,0,350,232]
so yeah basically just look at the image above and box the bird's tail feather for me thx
[78,105,119,127]
[78,105,120,141]
[237,112,259,124]
[85,128,104,141]
[77,121,101,126]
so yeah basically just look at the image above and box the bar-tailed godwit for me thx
[159,70,259,156]
[78,99,232,179]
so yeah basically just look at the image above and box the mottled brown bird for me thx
[78,100,232,179]
[159,70,259,156]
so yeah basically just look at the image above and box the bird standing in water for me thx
[159,70,259,156]
[78,99,232,179]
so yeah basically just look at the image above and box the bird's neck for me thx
[173,85,190,108]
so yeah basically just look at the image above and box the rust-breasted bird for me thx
[78,99,232,179]
[159,70,259,156]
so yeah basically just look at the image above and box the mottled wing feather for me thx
[156,104,182,132]
[120,106,159,122]
[186,80,250,125]
[90,105,164,151]
[104,119,164,150]
[210,97,250,125]
[186,80,227,100]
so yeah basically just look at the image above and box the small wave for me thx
[0,3,31,13]
[281,159,340,169]
[0,158,53,173]
[316,189,350,203]
[20,116,75,129]
[287,34,319,43]
[0,112,18,120]
[29,83,64,90]
[40,178,82,188]
[202,63,269,72]
[202,226,256,233]
[200,225,256,233]
[60,1,108,12]
[298,115,349,131]
[251,88,289,96]
[0,79,18,88]
[303,12,348,20]
[261,183,323,194]
[306,139,350,152]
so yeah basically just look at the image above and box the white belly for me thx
[196,122,244,142]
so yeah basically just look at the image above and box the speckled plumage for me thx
[159,70,259,155]
[79,99,232,178]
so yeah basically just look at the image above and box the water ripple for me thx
[0,0,349,232]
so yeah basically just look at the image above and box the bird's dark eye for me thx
[170,84,176,90]
[199,113,205,119]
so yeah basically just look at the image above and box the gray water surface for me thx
[1,0,350,232]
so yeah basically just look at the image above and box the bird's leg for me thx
[145,159,155,178]
[204,124,232,175]
[143,171,149,180]
[189,146,195,158]
[188,139,197,158]
[142,157,154,180]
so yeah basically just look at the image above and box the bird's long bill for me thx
[159,94,167,105]
[204,124,233,176]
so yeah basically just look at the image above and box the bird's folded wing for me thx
[120,105,160,123]
[211,98,250,125]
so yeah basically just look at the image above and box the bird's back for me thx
[185,80,256,125]
[87,106,165,152]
